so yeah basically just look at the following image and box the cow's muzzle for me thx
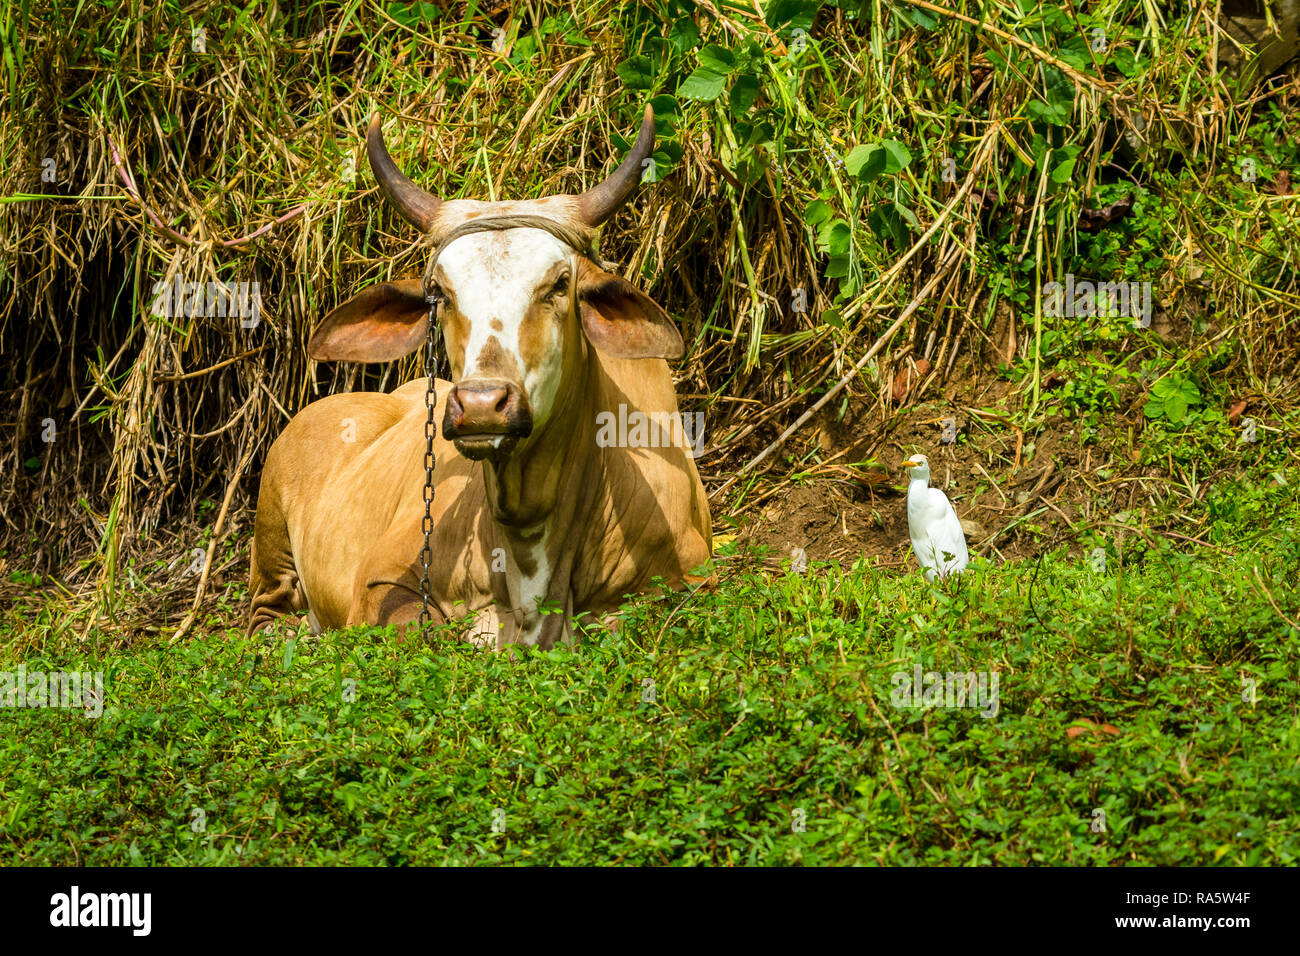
[443,380,533,460]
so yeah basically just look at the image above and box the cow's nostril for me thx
[443,380,532,445]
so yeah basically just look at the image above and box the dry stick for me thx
[844,120,999,320]
[256,379,293,423]
[109,135,193,247]
[711,248,963,501]
[154,346,270,382]
[905,0,1118,97]
[1252,565,1300,631]
[185,391,257,440]
[69,320,143,423]
[219,206,308,248]
[698,352,834,458]
[708,122,994,463]
[503,51,595,159]
[168,441,256,643]
[929,264,964,373]
[109,133,306,248]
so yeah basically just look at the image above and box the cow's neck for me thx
[478,359,602,646]
[480,358,597,529]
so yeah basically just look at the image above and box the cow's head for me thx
[308,106,682,463]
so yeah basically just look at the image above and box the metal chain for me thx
[418,297,439,629]
[412,215,588,632]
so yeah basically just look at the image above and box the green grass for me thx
[5,494,1298,866]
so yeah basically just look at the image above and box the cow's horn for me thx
[366,113,442,233]
[577,105,656,227]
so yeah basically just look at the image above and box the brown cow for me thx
[248,106,711,649]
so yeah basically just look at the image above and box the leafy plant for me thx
[1144,375,1203,425]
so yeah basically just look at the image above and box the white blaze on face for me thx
[435,228,572,429]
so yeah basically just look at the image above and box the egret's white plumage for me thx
[901,454,969,581]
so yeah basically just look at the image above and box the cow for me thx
[248,106,712,650]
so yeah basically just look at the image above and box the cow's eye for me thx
[544,274,569,302]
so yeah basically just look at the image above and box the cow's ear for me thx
[307,279,429,362]
[577,261,684,361]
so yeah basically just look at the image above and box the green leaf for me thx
[844,145,875,178]
[386,2,433,27]
[1144,374,1201,423]
[851,145,887,183]
[698,44,738,74]
[804,199,833,227]
[897,5,938,30]
[868,202,911,246]
[1026,66,1075,126]
[655,140,684,166]
[1166,394,1188,424]
[649,94,681,136]
[678,48,736,103]
[642,150,669,183]
[730,74,760,114]
[880,139,912,174]
[616,55,656,91]
[825,254,852,278]
[1050,144,1082,184]
[763,0,821,32]
[1112,47,1140,77]
[847,140,909,183]
[667,16,701,54]
[678,67,726,101]
[1051,156,1076,184]
[823,219,852,255]
[740,118,775,149]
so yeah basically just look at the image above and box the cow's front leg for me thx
[352,575,502,649]
[499,600,573,650]
[350,575,434,639]
[465,606,504,649]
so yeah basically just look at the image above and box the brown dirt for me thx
[712,360,1154,573]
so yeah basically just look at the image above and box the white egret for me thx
[900,454,969,581]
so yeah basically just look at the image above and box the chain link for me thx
[418,298,438,629]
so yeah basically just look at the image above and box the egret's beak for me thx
[901,460,919,469]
